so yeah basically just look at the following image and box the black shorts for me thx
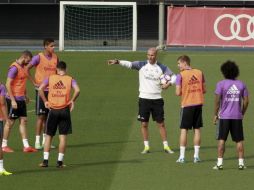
[0,121,3,139]
[137,98,164,123]
[216,119,244,142]
[180,105,203,130]
[6,98,27,119]
[36,89,49,115]
[46,107,72,136]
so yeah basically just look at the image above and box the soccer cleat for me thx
[23,147,38,153]
[2,146,14,153]
[238,165,246,170]
[164,146,174,154]
[56,161,66,168]
[176,158,185,163]
[35,143,43,150]
[213,165,223,170]
[193,157,201,163]
[0,170,13,176]
[39,160,49,168]
[141,146,150,154]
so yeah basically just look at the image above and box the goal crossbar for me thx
[59,1,137,51]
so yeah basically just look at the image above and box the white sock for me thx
[43,152,49,160]
[163,141,169,148]
[42,133,46,145]
[2,139,7,147]
[217,158,223,166]
[0,160,3,172]
[239,158,244,166]
[35,136,40,144]
[144,141,149,147]
[180,146,185,159]
[58,153,64,161]
[194,145,200,158]
[22,139,29,148]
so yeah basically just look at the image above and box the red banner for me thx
[167,7,254,47]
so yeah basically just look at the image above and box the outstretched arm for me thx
[108,59,119,65]
[108,60,132,69]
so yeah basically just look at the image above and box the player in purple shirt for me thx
[26,38,58,150]
[0,84,12,175]
[213,61,249,170]
[2,50,37,153]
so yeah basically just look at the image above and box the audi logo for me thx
[214,14,254,41]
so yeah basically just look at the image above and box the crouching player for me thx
[38,61,80,168]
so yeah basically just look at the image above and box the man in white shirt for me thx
[108,47,176,154]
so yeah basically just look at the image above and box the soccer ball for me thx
[159,74,171,85]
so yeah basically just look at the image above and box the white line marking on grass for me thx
[27,109,35,113]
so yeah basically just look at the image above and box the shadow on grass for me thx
[200,154,254,163]
[13,159,144,175]
[173,145,234,152]
[67,140,137,148]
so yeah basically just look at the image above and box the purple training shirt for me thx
[7,64,26,101]
[0,84,6,97]
[215,79,248,119]
[7,65,18,79]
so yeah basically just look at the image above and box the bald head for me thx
[148,47,157,55]
[147,47,158,64]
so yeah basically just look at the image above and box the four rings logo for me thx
[214,14,254,41]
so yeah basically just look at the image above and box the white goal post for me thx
[59,1,137,51]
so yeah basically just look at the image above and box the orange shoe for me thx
[2,146,14,153]
[23,146,38,153]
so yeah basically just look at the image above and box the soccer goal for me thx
[59,1,137,51]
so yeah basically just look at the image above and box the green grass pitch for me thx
[0,51,253,190]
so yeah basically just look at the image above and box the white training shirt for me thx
[119,60,175,99]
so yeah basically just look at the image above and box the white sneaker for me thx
[176,158,185,163]
[193,157,201,163]
[35,143,43,150]
[238,165,246,170]
[213,165,223,170]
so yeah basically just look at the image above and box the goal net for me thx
[59,1,137,51]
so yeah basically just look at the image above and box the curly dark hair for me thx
[220,60,239,80]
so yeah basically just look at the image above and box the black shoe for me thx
[39,160,48,167]
[56,161,66,168]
